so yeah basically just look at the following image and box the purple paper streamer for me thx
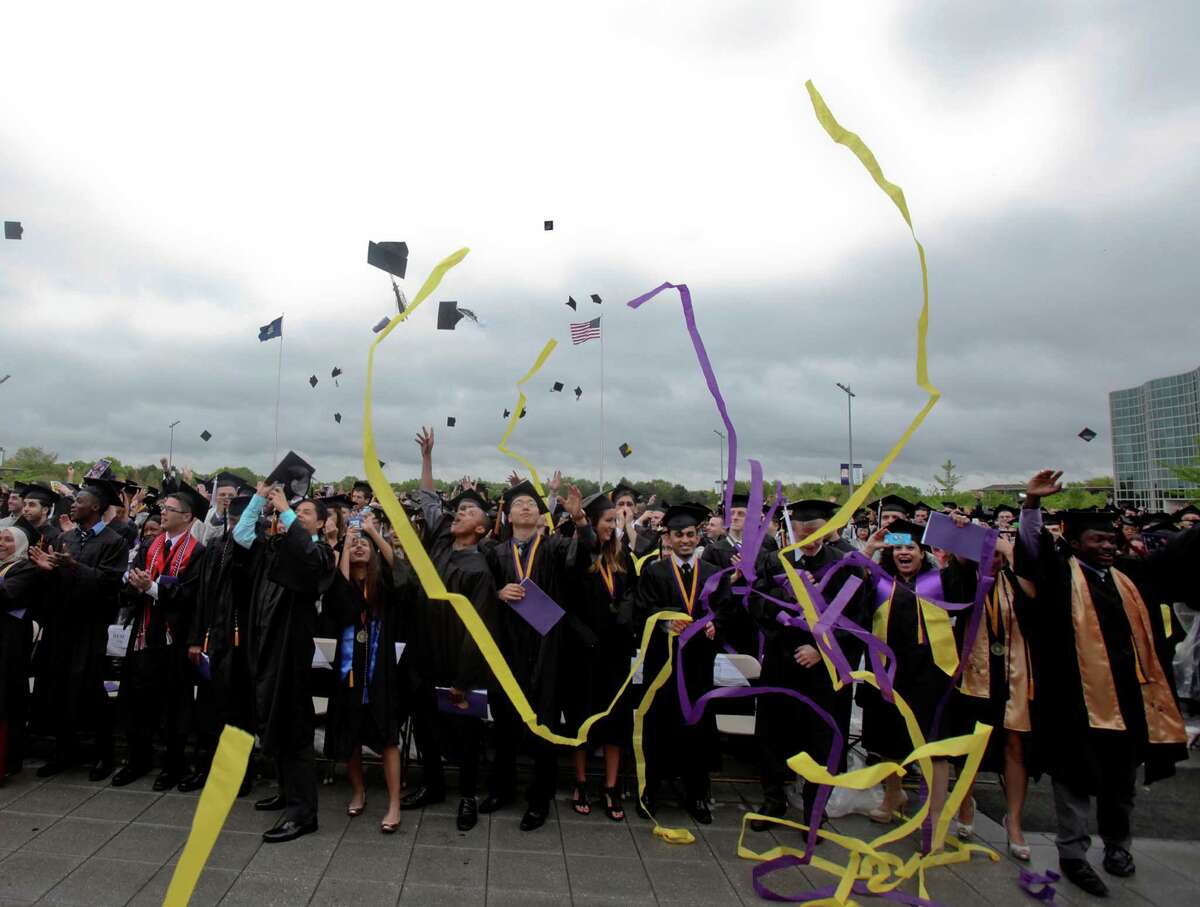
[1018,868,1060,903]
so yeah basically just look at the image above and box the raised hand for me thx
[323,513,340,546]
[506,470,523,488]
[266,485,290,513]
[256,480,272,498]
[29,546,56,572]
[548,470,562,495]
[66,464,76,482]
[1025,469,1063,501]
[414,426,434,458]
[182,466,194,483]
[558,484,584,520]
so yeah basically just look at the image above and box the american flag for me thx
[569,316,601,345]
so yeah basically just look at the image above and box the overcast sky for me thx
[3,1,1197,493]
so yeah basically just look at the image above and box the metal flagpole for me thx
[273,314,284,464]
[599,316,605,485]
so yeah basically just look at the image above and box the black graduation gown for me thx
[191,529,255,731]
[633,556,732,789]
[1,560,40,769]
[701,536,761,654]
[752,544,872,778]
[323,571,404,758]
[35,525,126,748]
[857,564,958,763]
[1017,524,1197,791]
[561,538,638,745]
[245,521,335,756]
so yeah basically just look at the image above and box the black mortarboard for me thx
[200,430,212,442]
[574,386,582,400]
[448,489,490,513]
[728,493,750,509]
[992,504,1018,518]
[877,494,913,516]
[331,367,342,385]
[618,442,633,459]
[503,409,511,418]
[914,501,934,513]
[663,502,710,531]
[317,493,353,511]
[1173,504,1200,521]
[940,501,958,510]
[436,300,479,330]
[1062,509,1119,538]
[566,296,577,310]
[884,518,925,543]
[309,375,318,388]
[80,478,122,511]
[1043,511,1065,526]
[590,293,602,305]
[228,494,254,520]
[582,490,616,521]
[3,222,22,240]
[551,382,563,392]
[544,220,553,230]
[11,482,28,496]
[502,480,549,515]
[1078,427,1097,442]
[334,412,342,424]
[447,416,456,427]
[519,407,527,419]
[378,460,387,469]
[213,472,247,491]
[22,483,59,508]
[266,451,316,501]
[787,499,838,522]
[610,482,639,504]
[367,240,408,279]
[372,316,391,334]
[167,481,207,518]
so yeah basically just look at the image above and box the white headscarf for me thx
[0,526,30,568]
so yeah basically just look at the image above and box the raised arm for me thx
[415,426,435,493]
[233,483,268,550]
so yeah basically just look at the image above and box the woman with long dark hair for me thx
[562,491,638,820]
[323,513,404,832]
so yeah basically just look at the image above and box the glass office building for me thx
[1110,366,1200,510]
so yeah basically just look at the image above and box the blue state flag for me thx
[258,316,283,342]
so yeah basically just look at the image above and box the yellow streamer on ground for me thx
[781,80,941,555]
[496,339,559,531]
[163,726,253,907]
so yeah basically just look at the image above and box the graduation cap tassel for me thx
[391,278,407,313]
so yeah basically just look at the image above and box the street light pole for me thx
[168,420,181,473]
[713,429,726,500]
[835,383,856,501]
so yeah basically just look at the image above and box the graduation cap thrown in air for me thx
[574,386,582,400]
[618,442,633,459]
[590,293,602,305]
[331,367,342,386]
[0,375,9,385]
[334,413,342,424]
[520,407,527,419]
[1078,427,1097,442]
[200,430,212,442]
[544,220,553,230]
[378,460,387,469]
[308,375,318,388]
[447,417,456,427]
[3,221,22,240]
[566,297,578,311]
[266,450,316,501]
[367,240,408,279]
[372,316,391,334]
[437,300,480,330]
[503,409,511,419]
[551,382,563,393]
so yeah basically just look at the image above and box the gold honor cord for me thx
[780,80,942,556]
[163,726,253,906]
[497,338,559,531]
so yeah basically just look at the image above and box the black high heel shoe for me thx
[571,781,591,816]
[602,786,625,822]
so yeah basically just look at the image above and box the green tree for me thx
[930,460,962,497]
[1168,437,1200,502]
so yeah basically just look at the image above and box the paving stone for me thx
[4,785,97,817]
[560,819,637,857]
[488,849,569,895]
[40,857,160,906]
[218,871,319,906]
[645,857,740,904]
[413,818,487,850]
[310,876,403,907]
[486,887,567,906]
[323,838,411,884]
[0,850,85,902]
[68,788,158,822]
[403,844,487,889]
[0,812,51,852]
[126,863,238,907]
[20,817,124,857]
[564,852,653,899]
[633,825,717,863]
[488,816,564,854]
[95,821,188,863]
[241,827,339,880]
[397,882,484,905]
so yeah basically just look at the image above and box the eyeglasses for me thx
[159,505,186,515]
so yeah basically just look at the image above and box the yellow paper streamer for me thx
[163,725,253,907]
[780,80,942,555]
[496,338,559,531]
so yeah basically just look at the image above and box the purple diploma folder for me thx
[921,511,989,563]
[435,687,488,719]
[511,578,566,636]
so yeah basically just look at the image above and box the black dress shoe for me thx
[110,764,150,787]
[1061,858,1109,898]
[1103,847,1135,877]
[261,818,318,844]
[176,771,208,793]
[89,759,115,782]
[477,793,513,815]
[400,786,446,810]
[457,797,478,831]
[749,799,788,832]
[254,793,287,811]
[686,799,713,825]
[36,761,71,779]
[519,805,548,831]
[153,771,182,792]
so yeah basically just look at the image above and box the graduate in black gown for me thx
[562,491,638,822]
[29,478,127,781]
[112,483,206,790]
[749,500,871,831]
[1015,470,1194,897]
[701,492,769,654]
[18,484,62,548]
[0,521,41,781]
[400,427,502,832]
[233,464,336,844]
[184,493,256,795]
[632,502,733,824]
[324,513,404,832]
[484,477,592,831]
